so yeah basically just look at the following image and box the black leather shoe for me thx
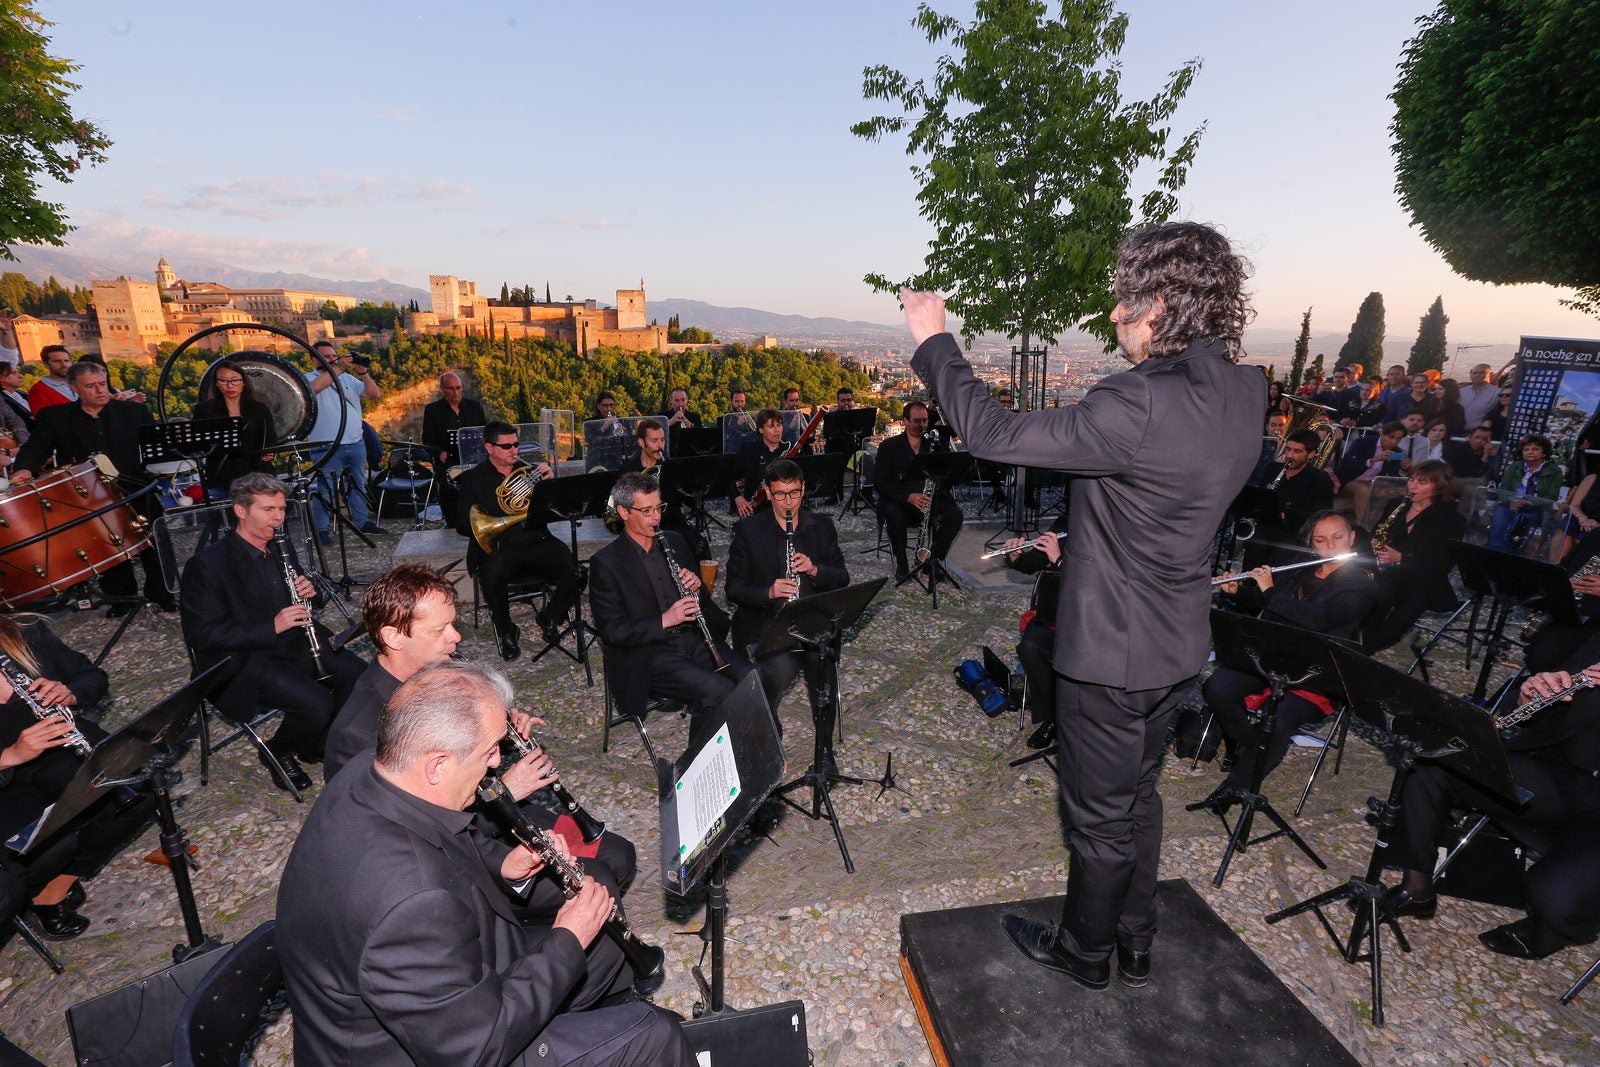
[1384,886,1437,920]
[105,602,135,618]
[1187,782,1241,817]
[1001,914,1109,989]
[261,750,312,794]
[1026,721,1057,750]
[145,591,177,612]
[1116,937,1150,987]
[64,881,86,911]
[498,628,522,661]
[31,901,90,940]
[535,615,561,648]
[1478,917,1588,960]
[894,566,910,584]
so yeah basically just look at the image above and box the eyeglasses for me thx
[215,377,244,386]
[488,440,519,450]
[769,488,804,500]
[624,503,666,516]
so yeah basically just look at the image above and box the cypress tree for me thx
[1337,292,1385,371]
[1406,296,1448,375]
[1288,307,1311,393]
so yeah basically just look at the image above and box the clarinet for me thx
[502,720,607,844]
[475,776,665,980]
[0,650,92,757]
[1496,674,1598,734]
[274,529,331,683]
[656,531,729,671]
[784,509,800,601]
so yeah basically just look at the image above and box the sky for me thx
[27,0,1598,345]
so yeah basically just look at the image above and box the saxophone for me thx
[1369,495,1410,553]
[274,529,330,682]
[0,649,92,757]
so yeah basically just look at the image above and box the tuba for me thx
[468,461,549,553]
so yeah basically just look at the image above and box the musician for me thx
[0,616,154,940]
[11,361,172,612]
[179,473,365,793]
[731,408,786,518]
[1005,513,1071,751]
[321,565,638,915]
[725,459,849,739]
[421,371,487,524]
[25,346,76,414]
[782,387,803,411]
[621,418,705,561]
[589,473,750,755]
[1384,647,1600,961]
[876,400,963,584]
[1488,434,1562,554]
[1362,460,1467,652]
[278,661,693,1066]
[1202,511,1376,796]
[304,340,384,543]
[1247,411,1290,486]
[455,421,579,662]
[191,359,273,494]
[592,392,618,422]
[1268,429,1333,533]
[728,387,749,414]
[903,221,1264,990]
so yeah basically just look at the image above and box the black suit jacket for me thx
[1444,440,1494,479]
[178,531,335,718]
[1334,435,1402,486]
[14,398,153,482]
[454,460,556,571]
[725,508,848,651]
[731,439,784,501]
[914,333,1263,690]
[588,530,730,719]
[323,661,400,783]
[422,397,487,466]
[278,753,585,1065]
[874,431,948,509]
[193,397,274,489]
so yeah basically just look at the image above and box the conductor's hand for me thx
[500,843,547,883]
[501,744,559,801]
[293,575,316,601]
[900,288,948,349]
[662,594,700,628]
[274,604,312,633]
[770,577,799,600]
[0,716,78,769]
[1521,671,1575,702]
[791,550,818,576]
[1248,564,1274,591]
[28,677,75,707]
[554,878,613,950]
[908,492,932,511]
[735,495,753,518]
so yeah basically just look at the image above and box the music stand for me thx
[792,452,848,508]
[1265,645,1515,1026]
[899,451,975,608]
[1215,485,1282,574]
[822,407,876,455]
[524,471,619,685]
[1186,611,1334,887]
[139,418,243,504]
[659,673,787,1016]
[13,661,232,963]
[659,453,738,539]
[1449,542,1577,701]
[764,577,892,873]
[671,426,723,459]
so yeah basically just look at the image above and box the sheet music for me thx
[673,723,741,861]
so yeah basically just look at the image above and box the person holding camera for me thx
[304,340,384,543]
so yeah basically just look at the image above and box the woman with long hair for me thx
[1363,459,1467,651]
[1436,378,1467,436]
[0,615,153,939]
[192,360,274,494]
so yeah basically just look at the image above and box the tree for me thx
[852,0,1204,365]
[545,282,552,304]
[1337,292,1384,371]
[500,282,509,304]
[318,299,341,321]
[1391,2,1600,316]
[1407,296,1448,375]
[1,5,112,258]
[1288,307,1311,393]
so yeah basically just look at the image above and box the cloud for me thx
[141,174,473,221]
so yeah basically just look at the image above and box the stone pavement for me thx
[2,493,1598,1065]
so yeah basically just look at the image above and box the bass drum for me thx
[197,351,316,445]
[0,457,153,609]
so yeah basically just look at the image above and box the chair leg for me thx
[240,721,303,804]
[12,916,64,974]
[197,700,214,787]
[632,717,657,763]
[602,680,614,754]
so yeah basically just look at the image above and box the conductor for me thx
[902,221,1264,990]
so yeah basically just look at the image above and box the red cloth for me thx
[1243,686,1333,717]
[552,814,603,860]
[1020,609,1037,633]
[27,380,72,413]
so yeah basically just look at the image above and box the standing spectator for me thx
[1376,365,1410,417]
[1435,378,1467,436]
[304,340,384,544]
[1297,372,1323,398]
[1266,379,1285,416]
[1460,363,1500,428]
[27,346,76,414]
[1487,385,1513,442]
[421,370,487,526]
[1390,373,1439,426]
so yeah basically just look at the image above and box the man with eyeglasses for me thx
[589,472,750,755]
[876,400,962,584]
[725,460,848,746]
[455,421,579,661]
[1461,363,1500,429]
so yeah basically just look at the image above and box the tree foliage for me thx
[1407,296,1448,375]
[1336,292,1385,371]
[340,301,401,329]
[1288,307,1311,393]
[852,0,1203,355]
[1391,1,1600,315]
[0,270,89,315]
[0,5,112,258]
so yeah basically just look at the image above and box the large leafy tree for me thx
[1337,292,1385,371]
[1407,296,1448,375]
[852,0,1203,365]
[1,4,111,259]
[1391,1,1600,315]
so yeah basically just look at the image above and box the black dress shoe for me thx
[64,881,86,910]
[1026,721,1057,750]
[894,566,910,584]
[1477,918,1584,960]
[1001,914,1109,989]
[535,615,561,648]
[261,750,312,793]
[1116,937,1150,987]
[31,901,90,940]
[1187,782,1241,817]
[145,591,177,612]
[105,602,135,618]
[1384,886,1437,920]
[498,630,522,661]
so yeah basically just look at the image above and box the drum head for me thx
[198,351,316,444]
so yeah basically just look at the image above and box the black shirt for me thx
[1273,465,1333,526]
[733,439,785,501]
[421,397,487,467]
[323,661,402,783]
[14,398,153,483]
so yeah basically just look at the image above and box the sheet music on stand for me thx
[138,417,243,467]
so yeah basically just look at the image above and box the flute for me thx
[978,533,1058,560]
[1211,552,1357,586]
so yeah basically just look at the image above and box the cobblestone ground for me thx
[2,493,1598,1065]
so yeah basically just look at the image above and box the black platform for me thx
[899,879,1357,1066]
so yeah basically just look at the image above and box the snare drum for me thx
[0,457,154,608]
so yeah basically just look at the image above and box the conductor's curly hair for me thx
[1113,221,1253,362]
